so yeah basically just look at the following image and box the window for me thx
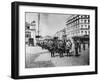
[87,15,89,18]
[25,31,31,38]
[88,19,90,23]
[84,20,87,23]
[32,20,36,23]
[88,31,90,34]
[81,15,83,18]
[81,31,83,33]
[88,25,90,29]
[26,26,30,29]
[25,33,31,38]
[88,15,90,18]
[81,25,83,28]
[76,17,78,19]
[81,19,83,22]
[85,31,87,35]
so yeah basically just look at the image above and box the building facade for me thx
[25,21,37,46]
[66,15,90,39]
[54,28,66,40]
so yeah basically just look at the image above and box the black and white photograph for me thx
[25,13,90,68]
[11,1,97,79]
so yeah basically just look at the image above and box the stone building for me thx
[66,15,90,39]
[25,21,37,46]
[54,28,66,40]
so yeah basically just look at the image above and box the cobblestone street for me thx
[25,46,89,68]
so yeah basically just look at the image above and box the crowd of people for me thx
[37,39,73,57]
[37,37,89,58]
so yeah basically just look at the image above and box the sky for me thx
[26,12,71,37]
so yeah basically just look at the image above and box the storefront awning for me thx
[72,35,89,40]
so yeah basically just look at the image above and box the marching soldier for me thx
[58,41,64,57]
[49,40,55,57]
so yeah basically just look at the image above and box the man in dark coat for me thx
[77,40,81,52]
[83,42,85,51]
[49,40,55,57]
[74,40,79,56]
[58,41,64,57]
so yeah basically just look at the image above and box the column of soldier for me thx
[37,39,71,57]
[37,39,85,58]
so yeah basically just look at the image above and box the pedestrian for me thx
[88,41,90,48]
[62,40,66,53]
[78,40,81,52]
[83,42,85,51]
[58,41,64,57]
[50,40,55,57]
[74,40,79,56]
[65,39,72,56]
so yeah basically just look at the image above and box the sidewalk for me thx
[26,46,48,55]
[25,45,89,68]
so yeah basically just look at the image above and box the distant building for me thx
[44,35,52,40]
[66,15,90,39]
[25,20,37,46]
[54,28,67,40]
[55,31,62,40]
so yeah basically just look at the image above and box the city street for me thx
[25,46,89,68]
[25,13,90,68]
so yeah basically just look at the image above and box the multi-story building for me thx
[66,15,90,39]
[25,20,37,46]
[54,28,66,40]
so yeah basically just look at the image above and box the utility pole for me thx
[38,13,40,37]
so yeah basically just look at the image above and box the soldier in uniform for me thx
[54,40,58,54]
[74,40,78,56]
[49,40,55,57]
[42,41,45,49]
[77,40,81,52]
[62,40,66,53]
[58,41,64,57]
